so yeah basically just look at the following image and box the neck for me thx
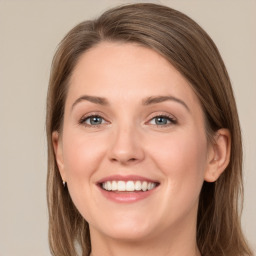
[90,238,200,256]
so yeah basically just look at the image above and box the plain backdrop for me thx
[0,0,255,255]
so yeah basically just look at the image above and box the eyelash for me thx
[79,114,108,128]
[79,114,177,128]
[148,114,177,127]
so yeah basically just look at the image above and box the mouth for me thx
[100,180,159,192]
[97,175,160,203]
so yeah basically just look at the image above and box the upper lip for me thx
[97,175,160,184]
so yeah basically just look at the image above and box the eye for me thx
[80,115,107,126]
[148,115,176,126]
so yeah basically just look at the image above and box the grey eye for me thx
[150,116,172,125]
[154,116,169,125]
[85,116,104,125]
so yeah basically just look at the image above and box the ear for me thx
[204,129,231,182]
[52,131,66,182]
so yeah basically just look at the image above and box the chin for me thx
[89,212,157,242]
[103,226,154,242]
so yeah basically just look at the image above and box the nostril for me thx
[110,157,139,164]
[111,157,137,161]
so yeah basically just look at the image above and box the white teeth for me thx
[106,181,111,191]
[101,180,157,192]
[112,180,117,191]
[135,181,142,191]
[126,181,135,191]
[142,181,147,191]
[117,181,126,191]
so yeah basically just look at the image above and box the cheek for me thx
[149,129,208,198]
[62,129,106,179]
[61,128,107,202]
[61,128,109,220]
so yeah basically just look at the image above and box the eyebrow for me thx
[71,95,109,110]
[71,94,189,112]
[142,96,190,112]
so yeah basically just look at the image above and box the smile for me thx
[101,180,157,192]
[97,175,160,203]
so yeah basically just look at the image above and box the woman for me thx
[46,3,253,256]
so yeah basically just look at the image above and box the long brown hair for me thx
[46,3,253,256]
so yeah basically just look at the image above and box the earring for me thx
[63,180,66,187]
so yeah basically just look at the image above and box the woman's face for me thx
[54,42,214,242]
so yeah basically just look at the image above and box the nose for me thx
[108,124,145,165]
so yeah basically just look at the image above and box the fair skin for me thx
[53,42,230,256]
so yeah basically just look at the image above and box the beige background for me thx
[0,0,255,255]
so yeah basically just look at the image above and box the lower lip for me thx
[98,187,157,203]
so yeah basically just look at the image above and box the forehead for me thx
[67,42,201,110]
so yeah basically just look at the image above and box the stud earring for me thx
[63,180,66,187]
